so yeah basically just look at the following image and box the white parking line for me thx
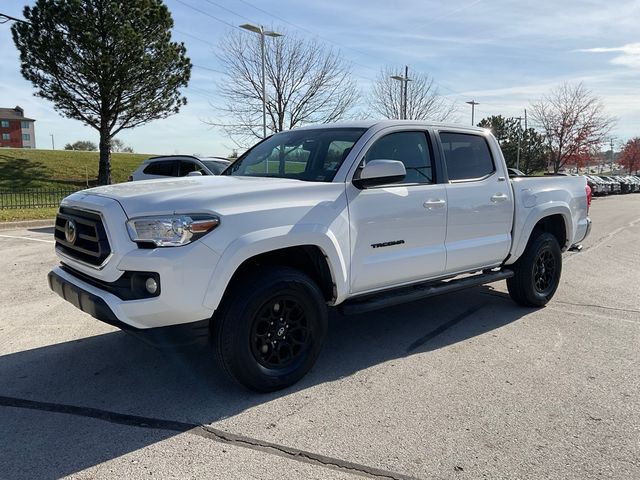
[0,234,55,244]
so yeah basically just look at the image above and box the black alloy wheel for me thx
[212,266,327,392]
[507,231,562,307]
[250,296,310,369]
[533,249,557,295]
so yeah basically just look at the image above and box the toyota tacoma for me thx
[48,120,591,391]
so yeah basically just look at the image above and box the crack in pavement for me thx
[480,290,640,315]
[198,425,419,480]
[406,304,487,353]
[553,300,640,315]
[0,395,420,480]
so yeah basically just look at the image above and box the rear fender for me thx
[507,205,572,264]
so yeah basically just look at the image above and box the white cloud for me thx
[578,43,640,69]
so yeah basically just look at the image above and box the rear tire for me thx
[507,232,562,307]
[212,266,328,392]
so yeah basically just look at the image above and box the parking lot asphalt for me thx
[0,195,638,480]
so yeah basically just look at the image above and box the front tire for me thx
[212,266,328,392]
[507,232,562,307]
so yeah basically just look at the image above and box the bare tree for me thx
[369,67,456,121]
[212,29,359,146]
[530,82,614,173]
[111,138,134,153]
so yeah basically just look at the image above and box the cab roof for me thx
[292,119,488,133]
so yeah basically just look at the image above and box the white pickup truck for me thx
[48,120,591,391]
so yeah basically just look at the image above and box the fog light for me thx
[145,277,158,295]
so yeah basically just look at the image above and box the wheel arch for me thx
[203,227,348,311]
[532,214,567,249]
[508,206,572,264]
[225,245,335,301]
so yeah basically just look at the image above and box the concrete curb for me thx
[0,219,55,231]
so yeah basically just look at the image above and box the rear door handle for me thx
[423,199,446,209]
[491,193,508,203]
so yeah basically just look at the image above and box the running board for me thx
[340,269,514,315]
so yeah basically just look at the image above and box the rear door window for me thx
[179,160,202,176]
[143,160,178,176]
[439,132,495,181]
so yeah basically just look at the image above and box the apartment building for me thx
[0,106,36,148]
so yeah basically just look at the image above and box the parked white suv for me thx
[129,155,230,181]
[49,120,591,391]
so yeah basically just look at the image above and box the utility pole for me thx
[515,116,523,171]
[523,108,528,173]
[49,133,55,150]
[391,66,412,120]
[260,31,266,138]
[466,100,479,125]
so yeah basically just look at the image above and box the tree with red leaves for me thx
[619,138,640,174]
[565,145,601,173]
[531,83,615,173]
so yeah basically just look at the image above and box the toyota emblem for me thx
[64,219,77,244]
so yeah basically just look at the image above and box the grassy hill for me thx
[0,148,153,190]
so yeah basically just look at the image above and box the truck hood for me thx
[76,175,340,218]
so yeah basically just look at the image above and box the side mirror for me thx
[352,159,406,189]
[187,170,203,177]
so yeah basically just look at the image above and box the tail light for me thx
[585,185,592,213]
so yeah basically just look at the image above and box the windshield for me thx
[201,160,229,175]
[223,128,366,182]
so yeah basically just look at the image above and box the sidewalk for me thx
[0,218,55,230]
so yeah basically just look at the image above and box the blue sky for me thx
[1,0,639,155]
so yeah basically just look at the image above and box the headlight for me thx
[126,214,220,247]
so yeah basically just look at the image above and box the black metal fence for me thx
[0,188,79,209]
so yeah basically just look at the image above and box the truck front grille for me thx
[54,207,111,267]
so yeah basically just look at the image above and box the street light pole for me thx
[403,65,408,120]
[466,100,479,125]
[239,24,282,139]
[391,66,412,120]
[260,31,266,140]
[609,138,615,173]
[49,133,55,150]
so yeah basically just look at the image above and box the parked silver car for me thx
[129,155,231,181]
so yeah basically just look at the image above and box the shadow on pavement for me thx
[27,226,55,235]
[0,285,530,479]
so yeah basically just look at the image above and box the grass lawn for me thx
[0,207,59,222]
[0,148,152,190]
[0,148,155,221]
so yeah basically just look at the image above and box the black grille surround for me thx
[54,207,111,267]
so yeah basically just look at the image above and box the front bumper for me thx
[48,269,210,347]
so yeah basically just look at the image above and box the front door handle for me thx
[491,193,508,203]
[423,199,446,209]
